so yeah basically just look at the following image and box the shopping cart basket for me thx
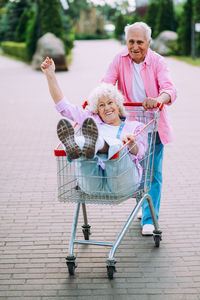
[54,102,163,279]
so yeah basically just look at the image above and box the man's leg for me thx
[142,133,164,230]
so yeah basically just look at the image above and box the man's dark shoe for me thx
[57,119,82,160]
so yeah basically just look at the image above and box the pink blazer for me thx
[102,47,177,144]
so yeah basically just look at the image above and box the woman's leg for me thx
[75,135,107,155]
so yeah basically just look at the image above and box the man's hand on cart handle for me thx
[143,93,170,111]
[142,98,159,111]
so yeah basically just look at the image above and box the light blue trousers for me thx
[141,133,164,226]
[74,136,139,198]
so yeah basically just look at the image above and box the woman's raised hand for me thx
[41,57,55,74]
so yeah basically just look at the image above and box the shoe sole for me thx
[142,226,154,236]
[142,231,153,236]
[57,119,82,160]
[82,118,98,159]
[137,208,142,219]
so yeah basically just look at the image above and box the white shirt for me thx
[131,62,146,102]
[99,123,120,139]
[131,62,153,131]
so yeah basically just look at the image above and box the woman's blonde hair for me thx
[87,83,126,117]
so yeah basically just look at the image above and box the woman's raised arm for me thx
[41,57,63,104]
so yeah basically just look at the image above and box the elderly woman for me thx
[41,57,148,197]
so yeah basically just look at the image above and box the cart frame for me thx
[54,103,163,279]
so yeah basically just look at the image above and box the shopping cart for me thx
[54,102,163,279]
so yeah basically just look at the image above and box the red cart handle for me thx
[82,101,163,111]
[123,102,164,110]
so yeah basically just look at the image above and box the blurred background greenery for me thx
[0,0,200,64]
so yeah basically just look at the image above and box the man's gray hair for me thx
[125,22,152,41]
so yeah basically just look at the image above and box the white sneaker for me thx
[142,224,154,236]
[137,208,142,219]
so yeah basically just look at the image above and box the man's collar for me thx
[143,48,151,65]
[121,47,151,65]
[121,47,129,57]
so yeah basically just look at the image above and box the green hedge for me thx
[75,33,110,40]
[1,41,28,61]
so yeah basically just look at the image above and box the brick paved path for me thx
[0,40,200,300]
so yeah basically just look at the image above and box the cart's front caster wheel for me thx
[67,262,76,275]
[153,230,162,248]
[82,225,91,240]
[66,256,76,276]
[154,235,160,247]
[107,265,116,279]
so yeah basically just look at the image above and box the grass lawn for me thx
[172,56,200,67]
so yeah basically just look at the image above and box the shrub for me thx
[1,41,28,61]
[75,33,109,40]
[64,30,75,53]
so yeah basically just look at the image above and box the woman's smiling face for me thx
[97,95,121,126]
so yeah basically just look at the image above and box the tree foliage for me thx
[177,0,193,56]
[2,0,200,60]
[145,0,160,39]
[114,14,125,39]
[14,8,30,42]
[0,0,8,9]
[193,0,200,21]
[154,0,175,38]
[193,0,200,56]
[25,7,38,61]
[0,0,31,41]
[25,0,76,61]
[65,0,89,25]
[39,0,65,40]
[114,13,140,40]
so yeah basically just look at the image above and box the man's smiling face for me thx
[126,26,151,64]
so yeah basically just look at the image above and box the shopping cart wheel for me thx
[107,266,116,279]
[106,259,116,279]
[153,230,162,248]
[82,224,91,240]
[66,256,76,276]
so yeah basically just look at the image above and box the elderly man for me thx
[102,21,177,235]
